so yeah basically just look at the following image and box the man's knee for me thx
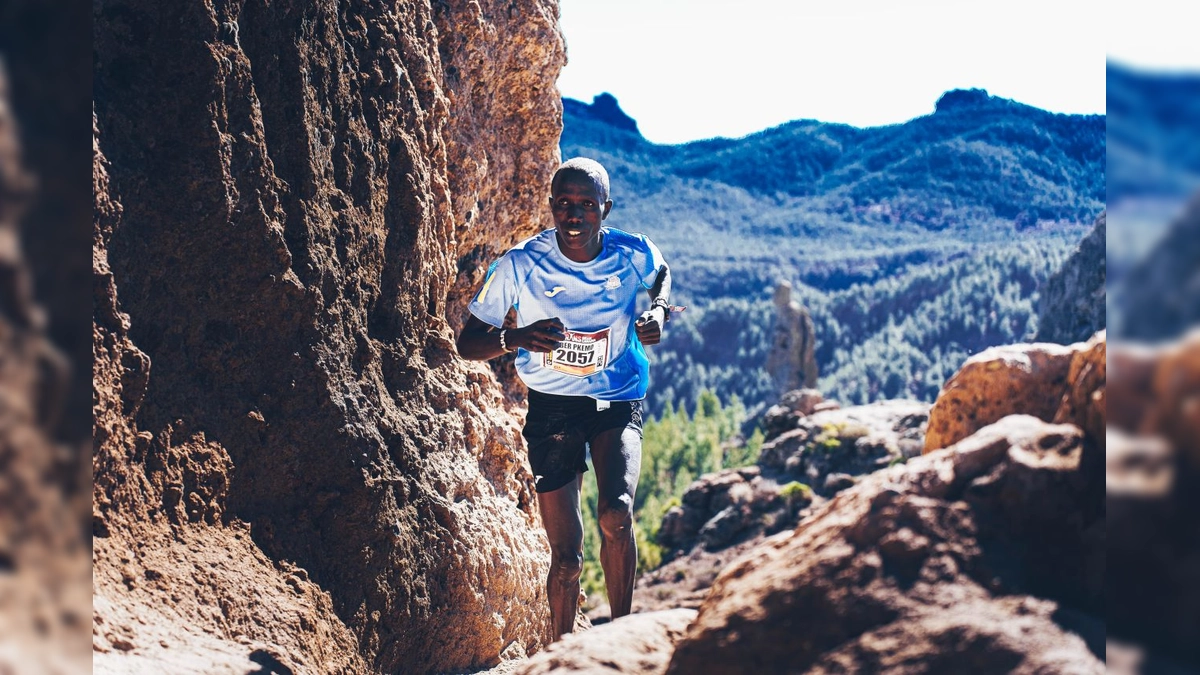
[549,549,583,584]
[597,495,634,541]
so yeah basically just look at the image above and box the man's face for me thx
[550,170,611,261]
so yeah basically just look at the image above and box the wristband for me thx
[651,298,670,322]
[499,329,512,353]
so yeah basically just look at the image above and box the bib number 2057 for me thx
[543,328,610,377]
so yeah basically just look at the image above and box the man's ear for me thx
[602,200,613,220]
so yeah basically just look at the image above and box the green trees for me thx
[643,238,1072,416]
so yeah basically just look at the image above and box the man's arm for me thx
[635,264,671,346]
[456,314,566,361]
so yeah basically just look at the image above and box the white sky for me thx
[1107,0,1200,71]
[558,0,1113,144]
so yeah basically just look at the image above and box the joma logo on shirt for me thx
[544,286,567,297]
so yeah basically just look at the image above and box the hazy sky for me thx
[557,0,1109,144]
[1106,0,1200,71]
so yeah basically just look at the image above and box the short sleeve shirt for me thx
[468,227,666,400]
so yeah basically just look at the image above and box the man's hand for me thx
[635,308,665,346]
[512,317,565,353]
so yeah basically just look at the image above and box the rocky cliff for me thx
[93,1,564,672]
[1037,211,1105,344]
[1116,191,1200,341]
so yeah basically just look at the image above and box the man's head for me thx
[551,157,611,203]
[549,157,612,262]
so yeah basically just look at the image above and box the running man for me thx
[456,157,672,638]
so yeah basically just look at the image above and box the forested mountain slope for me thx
[561,92,1103,416]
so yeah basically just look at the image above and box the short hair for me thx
[552,157,610,202]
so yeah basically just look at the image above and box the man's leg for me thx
[536,474,584,639]
[590,424,642,618]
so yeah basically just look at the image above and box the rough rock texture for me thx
[665,414,1105,675]
[924,331,1105,452]
[1107,331,1200,668]
[761,399,930,493]
[513,609,696,675]
[1117,190,1200,341]
[760,387,828,439]
[0,60,91,675]
[657,466,784,554]
[1037,211,1105,344]
[93,2,564,672]
[765,281,818,395]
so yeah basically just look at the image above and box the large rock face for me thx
[1037,211,1105,344]
[93,2,564,672]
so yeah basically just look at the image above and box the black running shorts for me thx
[522,389,644,494]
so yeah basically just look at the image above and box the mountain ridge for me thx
[563,89,1103,228]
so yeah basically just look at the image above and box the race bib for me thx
[543,328,611,377]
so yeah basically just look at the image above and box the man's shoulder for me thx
[503,229,557,265]
[603,227,656,254]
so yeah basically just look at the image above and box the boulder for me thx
[513,609,697,675]
[761,388,825,438]
[660,467,780,552]
[665,415,1104,675]
[760,400,929,495]
[924,333,1105,453]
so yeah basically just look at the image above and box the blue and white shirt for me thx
[468,227,667,400]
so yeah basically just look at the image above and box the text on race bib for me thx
[542,328,611,377]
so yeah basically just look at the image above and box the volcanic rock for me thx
[93,2,565,672]
[513,609,696,675]
[760,399,929,495]
[665,414,1104,674]
[924,331,1105,452]
[760,387,825,438]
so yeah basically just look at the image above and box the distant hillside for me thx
[1107,61,1200,204]
[561,91,1103,419]
[562,91,1102,298]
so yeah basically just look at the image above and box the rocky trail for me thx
[65,0,1195,673]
